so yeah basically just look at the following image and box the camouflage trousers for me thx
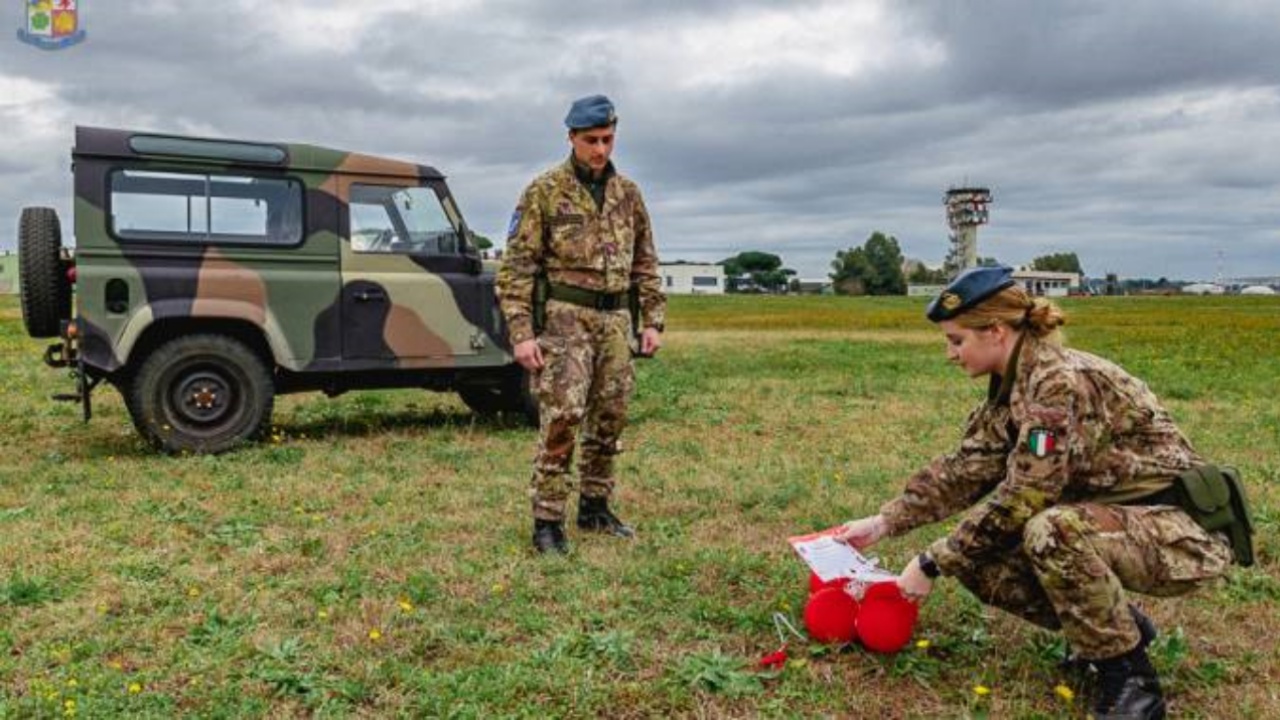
[947,503,1232,659]
[529,300,635,522]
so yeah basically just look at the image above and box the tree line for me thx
[719,239,1084,296]
[829,233,1084,296]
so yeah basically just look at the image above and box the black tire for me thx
[128,334,274,454]
[457,367,538,426]
[18,207,72,338]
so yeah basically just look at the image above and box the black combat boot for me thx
[1090,644,1166,720]
[532,519,568,554]
[1060,604,1158,675]
[576,496,635,538]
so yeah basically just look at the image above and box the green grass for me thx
[0,294,1277,718]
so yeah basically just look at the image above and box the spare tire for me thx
[18,207,72,338]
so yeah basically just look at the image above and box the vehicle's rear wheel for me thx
[18,207,72,338]
[128,334,274,454]
[457,367,538,426]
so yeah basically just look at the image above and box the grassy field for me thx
[0,293,1277,719]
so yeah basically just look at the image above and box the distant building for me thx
[659,262,725,295]
[794,278,833,295]
[1240,285,1276,296]
[1182,282,1225,296]
[907,284,946,297]
[1013,269,1079,297]
[0,251,17,295]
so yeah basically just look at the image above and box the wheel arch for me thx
[119,317,277,382]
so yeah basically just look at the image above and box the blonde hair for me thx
[953,285,1066,342]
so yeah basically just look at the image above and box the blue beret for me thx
[926,265,1017,322]
[565,94,617,130]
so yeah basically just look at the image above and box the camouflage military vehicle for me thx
[18,126,535,453]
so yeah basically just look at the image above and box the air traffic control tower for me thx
[944,187,992,274]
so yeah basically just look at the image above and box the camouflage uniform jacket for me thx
[879,336,1203,576]
[496,158,666,345]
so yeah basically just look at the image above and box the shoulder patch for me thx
[507,209,522,239]
[1027,428,1057,457]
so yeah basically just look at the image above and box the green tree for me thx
[908,264,948,284]
[722,251,786,292]
[830,232,906,295]
[468,232,494,251]
[1030,252,1083,275]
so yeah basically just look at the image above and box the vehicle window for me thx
[350,184,460,255]
[110,170,303,245]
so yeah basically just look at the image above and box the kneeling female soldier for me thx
[837,266,1250,720]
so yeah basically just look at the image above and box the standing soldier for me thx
[497,95,666,554]
[835,266,1251,719]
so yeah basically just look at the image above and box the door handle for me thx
[354,289,387,303]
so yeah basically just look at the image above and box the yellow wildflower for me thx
[368,628,382,641]
[187,586,200,598]
[973,685,991,697]
[127,682,142,694]
[398,598,413,612]
[316,609,329,619]
[1054,684,1075,702]
[66,679,78,688]
[915,639,931,650]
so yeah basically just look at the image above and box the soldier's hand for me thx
[898,555,934,602]
[514,339,544,372]
[640,327,662,356]
[833,514,887,549]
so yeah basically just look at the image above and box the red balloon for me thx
[808,572,850,595]
[804,586,860,644]
[856,581,918,654]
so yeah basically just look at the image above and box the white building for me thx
[659,262,725,295]
[1013,270,1079,297]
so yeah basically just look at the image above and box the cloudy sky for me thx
[2,0,1279,281]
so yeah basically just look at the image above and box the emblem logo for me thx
[939,292,962,311]
[18,0,85,50]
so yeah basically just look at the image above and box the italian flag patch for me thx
[1028,428,1056,457]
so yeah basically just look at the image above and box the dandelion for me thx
[915,639,931,650]
[491,583,505,595]
[187,586,200,598]
[66,679,78,688]
[973,685,991,697]
[1054,684,1075,702]
[127,682,142,694]
[398,598,414,612]
[368,628,383,641]
[316,609,329,620]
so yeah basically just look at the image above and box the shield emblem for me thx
[18,0,86,49]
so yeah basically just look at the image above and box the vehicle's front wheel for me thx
[128,334,274,454]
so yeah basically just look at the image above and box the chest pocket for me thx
[548,213,587,264]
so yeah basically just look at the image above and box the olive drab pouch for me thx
[1172,465,1254,567]
[532,273,549,335]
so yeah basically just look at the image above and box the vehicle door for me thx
[339,181,489,367]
